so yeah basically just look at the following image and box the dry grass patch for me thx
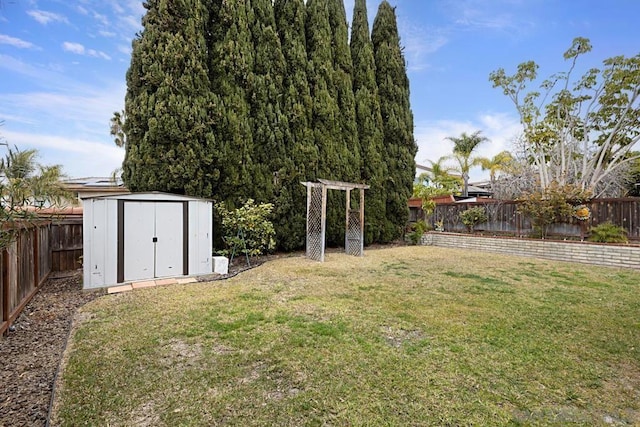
[51,247,640,426]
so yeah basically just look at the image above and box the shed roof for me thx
[81,191,212,202]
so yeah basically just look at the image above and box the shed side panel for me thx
[82,199,93,288]
[189,201,212,275]
[104,199,120,285]
[89,199,107,288]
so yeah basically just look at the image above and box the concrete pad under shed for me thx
[108,284,133,294]
[131,280,157,289]
[177,277,198,284]
[155,278,178,286]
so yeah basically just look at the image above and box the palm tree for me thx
[1,147,70,212]
[478,150,514,184]
[445,131,489,197]
[417,156,455,187]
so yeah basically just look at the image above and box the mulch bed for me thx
[0,271,103,427]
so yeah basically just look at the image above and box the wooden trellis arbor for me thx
[301,179,369,262]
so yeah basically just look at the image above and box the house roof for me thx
[63,176,125,188]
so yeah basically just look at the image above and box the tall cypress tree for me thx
[305,0,345,245]
[372,1,417,241]
[123,0,215,197]
[274,0,317,251]
[328,0,360,184]
[247,0,289,206]
[350,0,387,244]
[206,0,255,207]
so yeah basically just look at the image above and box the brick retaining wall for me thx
[422,232,640,270]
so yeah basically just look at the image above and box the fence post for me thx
[33,226,39,290]
[2,249,8,333]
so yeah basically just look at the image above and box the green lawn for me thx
[52,247,640,426]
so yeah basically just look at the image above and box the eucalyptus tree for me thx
[490,37,640,198]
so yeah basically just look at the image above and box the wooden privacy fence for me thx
[1,222,52,336]
[430,198,640,240]
[50,218,83,271]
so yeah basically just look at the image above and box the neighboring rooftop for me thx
[62,177,129,201]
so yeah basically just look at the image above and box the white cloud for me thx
[414,112,523,181]
[99,30,117,38]
[93,12,110,27]
[62,42,111,60]
[117,44,132,55]
[402,25,448,72]
[445,0,536,36]
[0,54,58,83]
[0,34,35,49]
[118,14,141,34]
[62,41,85,54]
[88,49,111,60]
[0,80,127,178]
[112,0,145,34]
[0,82,126,135]
[27,10,69,25]
[3,130,124,178]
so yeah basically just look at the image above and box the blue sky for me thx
[1,0,639,182]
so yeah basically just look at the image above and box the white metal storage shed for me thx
[82,192,212,289]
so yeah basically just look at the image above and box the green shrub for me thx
[459,206,488,232]
[408,221,427,245]
[517,183,590,238]
[216,199,276,257]
[588,222,628,244]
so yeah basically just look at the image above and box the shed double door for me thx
[123,202,185,281]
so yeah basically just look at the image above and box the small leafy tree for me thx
[216,199,276,258]
[459,206,488,233]
[517,183,590,239]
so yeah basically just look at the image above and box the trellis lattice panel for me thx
[306,185,324,261]
[346,210,363,256]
